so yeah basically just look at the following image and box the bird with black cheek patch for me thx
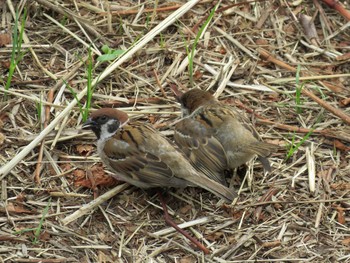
[82,108,237,254]
[174,89,278,185]
[82,108,236,200]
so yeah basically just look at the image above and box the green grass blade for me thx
[295,64,303,114]
[188,4,218,88]
[33,198,51,243]
[286,128,315,160]
[5,8,26,98]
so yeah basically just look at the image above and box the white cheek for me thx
[99,120,119,142]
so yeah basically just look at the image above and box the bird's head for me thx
[179,89,216,115]
[82,108,129,141]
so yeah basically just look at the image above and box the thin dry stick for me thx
[99,4,182,16]
[258,48,297,72]
[34,89,54,184]
[215,26,258,60]
[153,69,168,98]
[302,88,350,125]
[61,183,129,225]
[9,258,67,263]
[217,0,268,13]
[236,197,350,209]
[157,192,210,254]
[52,57,88,92]
[153,217,212,236]
[320,0,350,20]
[266,73,350,84]
[191,1,217,33]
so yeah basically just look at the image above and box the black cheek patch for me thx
[91,126,101,139]
[108,120,120,133]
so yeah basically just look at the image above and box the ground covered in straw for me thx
[1,0,350,262]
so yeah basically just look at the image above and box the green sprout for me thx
[5,8,26,99]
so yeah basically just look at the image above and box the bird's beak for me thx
[82,118,96,129]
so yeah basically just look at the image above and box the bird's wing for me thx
[102,124,185,188]
[174,116,228,186]
[219,104,278,171]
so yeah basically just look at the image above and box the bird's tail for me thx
[189,176,236,202]
[250,142,278,173]
[249,142,278,157]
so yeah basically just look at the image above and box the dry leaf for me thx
[0,132,5,145]
[148,115,157,124]
[261,240,281,248]
[73,165,119,188]
[6,202,34,214]
[342,238,350,246]
[330,183,350,190]
[193,70,203,80]
[299,14,318,42]
[179,204,192,214]
[336,206,345,224]
[38,231,51,241]
[256,38,268,46]
[322,81,344,93]
[0,33,11,47]
[339,97,350,107]
[205,231,224,242]
[76,144,94,155]
[179,255,196,263]
[336,52,350,61]
[1,60,11,69]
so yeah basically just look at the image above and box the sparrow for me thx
[82,108,236,202]
[174,89,277,185]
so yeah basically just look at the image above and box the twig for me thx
[157,192,210,254]
[153,216,212,236]
[217,0,268,13]
[320,0,350,20]
[215,26,258,60]
[34,89,54,184]
[266,73,350,84]
[236,198,350,209]
[99,4,182,16]
[153,69,168,98]
[258,48,297,72]
[61,183,130,225]
[302,88,350,125]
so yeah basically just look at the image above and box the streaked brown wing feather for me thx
[174,117,228,185]
[103,127,179,188]
[214,105,278,152]
[205,104,278,171]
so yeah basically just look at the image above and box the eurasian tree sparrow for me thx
[82,108,236,202]
[174,89,277,185]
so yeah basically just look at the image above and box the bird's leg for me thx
[157,191,210,254]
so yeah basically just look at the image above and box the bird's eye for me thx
[98,115,108,123]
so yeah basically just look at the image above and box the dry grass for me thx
[1,0,350,262]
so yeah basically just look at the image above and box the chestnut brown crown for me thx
[82,108,129,140]
[179,89,216,114]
